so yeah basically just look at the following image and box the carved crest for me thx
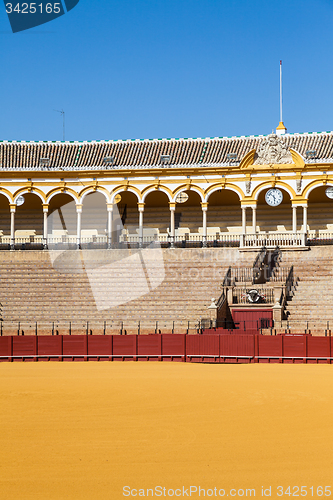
[254,134,292,165]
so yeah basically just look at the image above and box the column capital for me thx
[76,204,83,213]
[107,203,114,211]
[9,204,16,212]
[169,202,176,210]
[201,202,208,210]
[43,204,49,212]
[138,203,145,212]
[241,201,257,208]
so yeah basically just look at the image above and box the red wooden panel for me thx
[220,335,255,360]
[87,335,112,360]
[186,335,219,362]
[161,334,185,361]
[38,336,63,361]
[0,336,12,362]
[137,335,161,359]
[112,335,137,360]
[307,337,330,358]
[12,336,37,361]
[63,335,87,361]
[202,328,230,335]
[283,335,306,358]
[258,336,282,358]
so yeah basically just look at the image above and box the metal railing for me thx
[232,287,275,304]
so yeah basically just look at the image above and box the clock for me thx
[325,187,333,199]
[265,188,283,207]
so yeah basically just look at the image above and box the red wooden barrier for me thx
[63,336,87,362]
[0,333,332,364]
[112,335,137,361]
[161,334,185,362]
[186,335,220,363]
[283,335,307,363]
[307,336,331,363]
[12,336,37,362]
[87,336,112,361]
[0,336,12,362]
[137,335,162,361]
[38,336,63,361]
[220,334,255,363]
[258,335,282,363]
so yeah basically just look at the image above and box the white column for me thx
[292,206,297,233]
[252,206,257,234]
[107,204,113,249]
[303,205,307,232]
[10,205,16,250]
[302,205,308,246]
[242,206,247,233]
[202,203,208,247]
[169,203,175,248]
[76,204,82,249]
[138,204,144,247]
[43,204,48,249]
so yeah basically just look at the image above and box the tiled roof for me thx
[0,131,333,171]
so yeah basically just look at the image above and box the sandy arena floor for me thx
[0,362,332,499]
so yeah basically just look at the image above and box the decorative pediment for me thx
[239,135,305,170]
[253,134,292,165]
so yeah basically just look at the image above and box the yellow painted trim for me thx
[13,187,46,203]
[302,179,333,199]
[204,182,244,201]
[46,187,79,203]
[239,149,256,170]
[141,184,173,201]
[276,121,287,131]
[290,149,305,168]
[172,184,205,200]
[111,185,141,202]
[79,185,111,202]
[0,188,14,203]
[252,181,296,200]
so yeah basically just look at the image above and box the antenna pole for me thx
[280,60,283,123]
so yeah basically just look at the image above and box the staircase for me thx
[282,247,333,329]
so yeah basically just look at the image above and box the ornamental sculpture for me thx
[254,134,293,165]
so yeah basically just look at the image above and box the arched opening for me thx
[115,191,139,237]
[308,186,333,235]
[48,193,77,239]
[144,191,170,236]
[0,194,10,242]
[256,188,292,233]
[15,193,43,240]
[81,192,107,241]
[207,189,241,234]
[174,190,202,236]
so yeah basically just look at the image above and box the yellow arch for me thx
[0,188,14,203]
[172,184,205,202]
[78,185,111,203]
[252,181,296,201]
[110,185,141,203]
[204,183,244,202]
[141,184,173,202]
[302,179,333,199]
[46,187,79,203]
[13,187,46,203]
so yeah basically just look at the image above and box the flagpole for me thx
[280,60,283,124]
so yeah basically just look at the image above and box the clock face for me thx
[265,188,283,207]
[326,187,333,199]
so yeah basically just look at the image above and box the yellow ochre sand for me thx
[0,363,332,499]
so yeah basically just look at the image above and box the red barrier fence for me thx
[0,334,332,364]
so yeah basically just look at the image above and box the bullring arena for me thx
[1,124,333,499]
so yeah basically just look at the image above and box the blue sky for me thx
[1,0,333,141]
